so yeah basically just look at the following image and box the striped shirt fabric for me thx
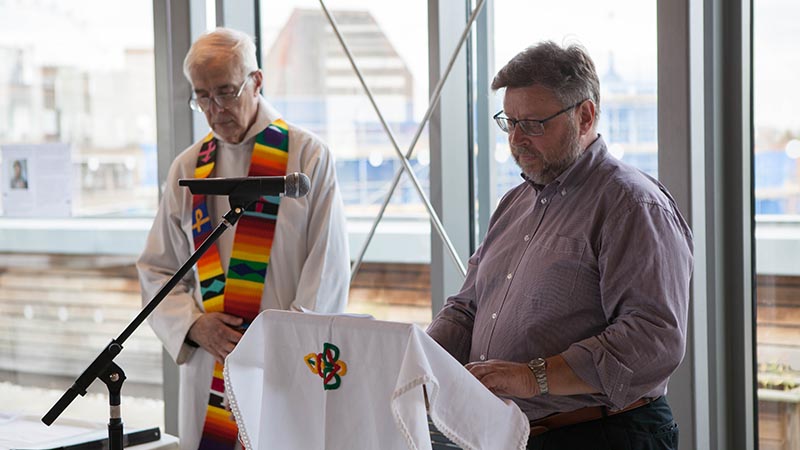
[427,136,694,421]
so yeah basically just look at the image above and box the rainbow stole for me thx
[192,119,289,450]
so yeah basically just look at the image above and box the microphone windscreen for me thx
[285,172,311,198]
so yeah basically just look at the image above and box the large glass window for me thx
[490,0,657,206]
[753,1,800,448]
[259,0,432,325]
[0,0,162,433]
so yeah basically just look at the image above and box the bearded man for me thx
[426,41,693,450]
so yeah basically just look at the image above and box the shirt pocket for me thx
[537,234,586,255]
[523,234,587,299]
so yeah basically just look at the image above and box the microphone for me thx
[179,172,311,199]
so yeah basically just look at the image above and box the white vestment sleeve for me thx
[136,150,204,365]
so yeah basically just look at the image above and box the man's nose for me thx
[508,124,527,146]
[206,99,224,114]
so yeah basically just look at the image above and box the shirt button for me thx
[524,234,530,242]
[561,189,567,196]
[540,198,548,205]
[506,273,513,280]
[480,354,486,361]
[491,313,497,319]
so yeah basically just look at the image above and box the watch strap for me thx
[527,357,549,395]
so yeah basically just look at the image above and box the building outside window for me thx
[753,1,800,448]
[1,0,796,447]
[0,0,163,432]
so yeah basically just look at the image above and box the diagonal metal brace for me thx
[319,0,487,282]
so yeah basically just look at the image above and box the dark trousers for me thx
[527,396,679,450]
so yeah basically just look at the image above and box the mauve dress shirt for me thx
[427,136,694,421]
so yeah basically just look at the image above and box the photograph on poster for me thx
[9,159,29,190]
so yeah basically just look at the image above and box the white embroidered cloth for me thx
[224,310,529,450]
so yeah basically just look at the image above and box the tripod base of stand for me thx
[42,205,248,450]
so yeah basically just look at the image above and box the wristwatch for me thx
[527,357,549,395]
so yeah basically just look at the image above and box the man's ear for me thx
[577,100,596,135]
[251,70,264,95]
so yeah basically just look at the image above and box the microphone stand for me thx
[42,190,258,450]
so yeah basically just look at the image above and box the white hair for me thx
[183,27,259,83]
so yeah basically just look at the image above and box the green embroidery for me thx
[304,342,348,390]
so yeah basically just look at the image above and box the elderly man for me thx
[137,28,350,450]
[427,42,693,450]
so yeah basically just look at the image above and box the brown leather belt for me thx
[529,397,655,437]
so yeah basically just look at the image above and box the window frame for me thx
[151,0,759,447]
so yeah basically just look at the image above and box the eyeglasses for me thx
[188,73,253,112]
[493,99,587,136]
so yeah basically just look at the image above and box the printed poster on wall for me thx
[1,143,72,217]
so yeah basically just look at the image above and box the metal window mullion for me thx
[428,0,474,313]
[659,0,756,449]
[657,0,711,449]
[475,0,495,244]
[153,0,199,437]
[706,0,756,447]
[215,0,259,42]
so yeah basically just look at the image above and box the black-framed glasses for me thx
[188,73,254,112]
[493,99,588,136]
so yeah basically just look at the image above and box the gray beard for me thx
[523,124,583,185]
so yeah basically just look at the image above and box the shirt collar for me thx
[215,96,283,144]
[521,173,546,192]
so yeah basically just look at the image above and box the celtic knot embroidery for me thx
[304,342,348,390]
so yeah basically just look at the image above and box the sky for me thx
[493,0,657,81]
[753,0,800,131]
[0,0,153,71]
[0,0,796,131]
[258,0,658,124]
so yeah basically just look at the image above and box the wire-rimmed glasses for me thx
[493,99,588,136]
[188,73,254,113]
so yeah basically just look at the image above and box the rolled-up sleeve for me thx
[427,248,483,365]
[560,201,693,410]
